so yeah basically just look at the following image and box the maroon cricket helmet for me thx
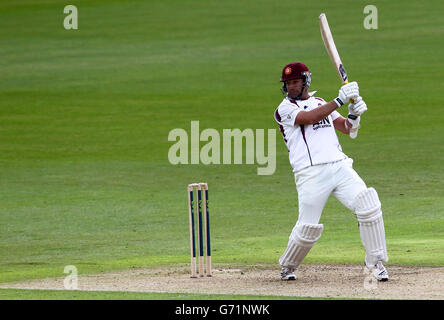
[280,62,310,82]
[280,62,312,97]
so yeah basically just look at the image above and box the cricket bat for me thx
[319,13,359,139]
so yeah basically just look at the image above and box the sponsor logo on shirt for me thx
[312,117,331,130]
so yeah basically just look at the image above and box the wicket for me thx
[187,182,212,277]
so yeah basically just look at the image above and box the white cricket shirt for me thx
[274,94,347,173]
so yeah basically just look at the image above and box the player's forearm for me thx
[295,100,340,125]
[334,117,352,134]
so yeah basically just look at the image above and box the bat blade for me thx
[319,13,348,84]
[319,13,358,139]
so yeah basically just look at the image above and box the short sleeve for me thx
[331,110,342,121]
[274,101,301,127]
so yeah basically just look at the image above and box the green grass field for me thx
[0,0,443,300]
[0,288,323,300]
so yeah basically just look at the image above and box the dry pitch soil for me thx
[1,264,443,299]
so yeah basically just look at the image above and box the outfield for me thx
[0,0,443,300]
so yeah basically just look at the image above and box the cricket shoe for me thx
[367,261,389,281]
[280,267,296,281]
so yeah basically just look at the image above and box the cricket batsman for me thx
[274,62,389,281]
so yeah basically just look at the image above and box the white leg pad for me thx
[279,222,324,268]
[353,187,388,267]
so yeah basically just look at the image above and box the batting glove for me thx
[335,81,359,107]
[347,114,361,129]
[348,96,368,115]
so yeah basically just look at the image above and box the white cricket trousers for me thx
[294,158,367,225]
